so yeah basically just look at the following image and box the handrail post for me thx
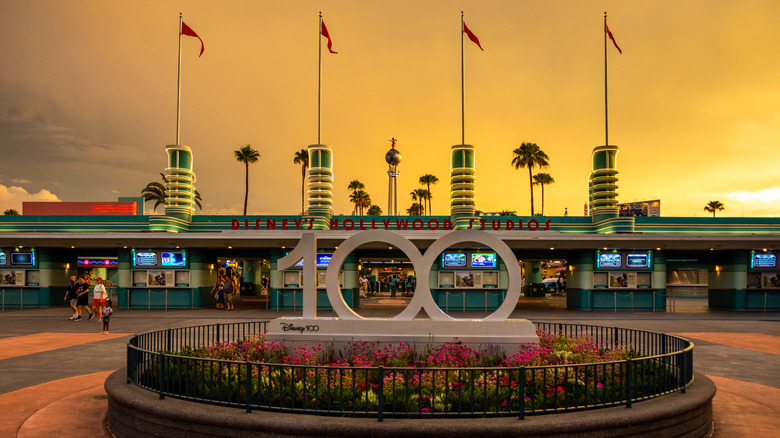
[148,289,151,311]
[625,358,632,408]
[166,328,172,352]
[20,288,23,310]
[165,289,168,311]
[377,366,384,422]
[245,361,252,413]
[518,366,525,420]
[158,352,165,399]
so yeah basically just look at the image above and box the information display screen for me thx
[316,253,333,267]
[10,252,33,265]
[134,252,158,267]
[293,253,333,267]
[597,253,622,268]
[442,253,467,268]
[470,252,497,268]
[161,251,186,267]
[626,253,650,268]
[752,253,777,268]
[0,252,5,265]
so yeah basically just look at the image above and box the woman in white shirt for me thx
[92,277,108,321]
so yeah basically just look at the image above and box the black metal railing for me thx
[126,322,693,419]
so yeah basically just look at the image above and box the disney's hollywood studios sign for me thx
[231,217,553,231]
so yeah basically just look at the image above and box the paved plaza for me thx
[0,295,778,437]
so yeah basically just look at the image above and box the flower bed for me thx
[128,323,691,418]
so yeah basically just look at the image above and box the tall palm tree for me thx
[357,190,371,215]
[419,174,439,215]
[293,149,309,215]
[511,142,550,216]
[704,200,725,217]
[532,173,555,216]
[142,172,202,213]
[347,180,364,215]
[350,189,371,215]
[234,144,260,215]
[366,205,382,216]
[412,188,428,215]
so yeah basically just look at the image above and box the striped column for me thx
[588,145,619,222]
[164,144,197,219]
[450,144,476,229]
[304,144,333,230]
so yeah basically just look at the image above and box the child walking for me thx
[102,299,113,334]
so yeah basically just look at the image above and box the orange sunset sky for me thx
[1,1,780,217]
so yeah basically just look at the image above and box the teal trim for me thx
[567,288,665,311]
[269,288,358,310]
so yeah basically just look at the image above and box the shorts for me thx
[93,298,105,307]
[69,298,77,306]
[226,294,234,303]
[102,316,110,323]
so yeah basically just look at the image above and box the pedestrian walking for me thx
[212,276,224,310]
[101,299,113,334]
[64,276,79,320]
[76,277,93,320]
[224,275,235,310]
[93,277,107,321]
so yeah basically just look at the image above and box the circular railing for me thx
[126,321,693,419]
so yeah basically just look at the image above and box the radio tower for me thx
[385,138,401,216]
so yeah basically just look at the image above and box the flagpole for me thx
[604,12,608,147]
[318,12,322,145]
[176,13,183,145]
[461,11,465,145]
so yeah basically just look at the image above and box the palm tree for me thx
[367,205,382,216]
[412,188,428,215]
[234,144,260,215]
[3,209,20,215]
[419,174,439,215]
[532,173,555,216]
[350,189,371,215]
[142,172,202,213]
[704,200,725,217]
[511,142,550,216]
[293,149,309,215]
[497,210,517,216]
[347,180,364,215]
[406,202,424,216]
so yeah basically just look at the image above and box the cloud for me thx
[0,184,60,212]
[726,187,780,204]
[11,178,31,184]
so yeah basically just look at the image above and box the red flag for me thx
[320,20,337,54]
[181,22,205,57]
[605,23,622,54]
[463,22,483,51]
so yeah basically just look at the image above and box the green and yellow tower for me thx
[450,144,476,229]
[304,144,333,229]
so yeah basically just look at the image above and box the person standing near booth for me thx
[64,276,79,320]
[224,275,235,310]
[76,277,93,320]
[93,277,107,321]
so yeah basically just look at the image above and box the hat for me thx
[96,277,103,281]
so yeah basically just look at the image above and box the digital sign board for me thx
[10,252,34,265]
[161,251,186,267]
[470,252,497,268]
[134,252,158,267]
[293,253,333,267]
[626,253,650,268]
[752,253,777,268]
[442,253,467,268]
[597,253,622,268]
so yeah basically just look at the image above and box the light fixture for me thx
[228,246,232,249]
[65,263,70,270]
